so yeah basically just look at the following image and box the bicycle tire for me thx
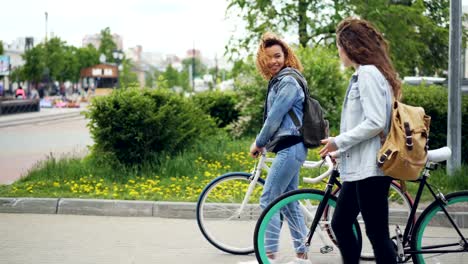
[411,190,468,264]
[254,189,362,263]
[196,172,265,255]
[328,180,413,260]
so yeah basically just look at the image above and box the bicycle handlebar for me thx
[303,156,334,184]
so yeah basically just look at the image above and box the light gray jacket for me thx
[334,65,393,182]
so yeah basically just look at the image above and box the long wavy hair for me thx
[256,32,303,80]
[336,17,401,99]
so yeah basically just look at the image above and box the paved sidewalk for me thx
[0,213,375,264]
[0,104,88,128]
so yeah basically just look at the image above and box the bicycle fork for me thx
[305,169,339,254]
[235,156,266,219]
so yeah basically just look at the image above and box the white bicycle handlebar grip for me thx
[427,147,451,163]
[324,155,334,169]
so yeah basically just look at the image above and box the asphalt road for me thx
[0,116,93,184]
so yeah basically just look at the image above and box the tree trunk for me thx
[298,0,310,47]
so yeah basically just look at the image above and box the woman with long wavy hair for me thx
[319,18,400,264]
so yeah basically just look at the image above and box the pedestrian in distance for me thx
[15,86,26,99]
[319,17,400,264]
[241,32,310,264]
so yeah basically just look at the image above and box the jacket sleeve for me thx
[334,68,387,152]
[255,76,300,148]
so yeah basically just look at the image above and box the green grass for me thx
[405,163,468,202]
[0,135,465,203]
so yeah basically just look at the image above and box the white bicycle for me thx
[196,152,413,260]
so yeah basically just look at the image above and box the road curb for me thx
[0,197,197,219]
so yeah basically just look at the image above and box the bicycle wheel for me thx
[196,172,265,255]
[411,191,468,264]
[328,180,413,260]
[254,189,362,263]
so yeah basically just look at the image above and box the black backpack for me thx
[287,73,329,149]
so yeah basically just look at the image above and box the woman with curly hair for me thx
[319,17,400,264]
[241,33,310,264]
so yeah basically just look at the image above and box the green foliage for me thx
[119,59,139,88]
[162,64,181,89]
[182,57,207,78]
[0,40,3,55]
[98,27,118,63]
[298,46,348,133]
[227,56,267,137]
[22,43,46,83]
[22,39,100,84]
[84,88,217,166]
[350,0,449,76]
[402,84,468,163]
[225,0,454,77]
[226,0,347,58]
[191,91,240,128]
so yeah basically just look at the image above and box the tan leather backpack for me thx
[377,100,431,181]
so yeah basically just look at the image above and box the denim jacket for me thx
[334,65,393,182]
[255,67,305,148]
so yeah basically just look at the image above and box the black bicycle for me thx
[254,147,467,263]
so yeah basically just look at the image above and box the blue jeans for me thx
[260,142,308,253]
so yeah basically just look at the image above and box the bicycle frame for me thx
[305,166,341,246]
[235,153,333,219]
[399,164,468,257]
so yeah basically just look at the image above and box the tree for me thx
[226,0,453,76]
[349,0,449,76]
[181,57,207,78]
[98,27,118,63]
[44,37,68,83]
[162,64,180,89]
[0,40,3,55]
[226,0,349,58]
[76,44,100,77]
[119,58,138,88]
[22,44,46,84]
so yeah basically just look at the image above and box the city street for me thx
[0,115,92,184]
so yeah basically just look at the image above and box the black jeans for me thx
[331,176,397,264]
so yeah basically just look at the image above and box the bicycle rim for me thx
[196,174,264,254]
[411,191,468,264]
[254,189,361,263]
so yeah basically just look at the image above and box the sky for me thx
[2,0,236,59]
[2,0,468,60]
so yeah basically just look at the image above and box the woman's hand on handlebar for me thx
[250,141,264,158]
[319,137,338,158]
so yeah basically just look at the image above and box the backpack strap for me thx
[285,72,308,128]
[288,111,301,127]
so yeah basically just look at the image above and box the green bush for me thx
[191,91,240,128]
[298,46,349,133]
[228,56,268,137]
[85,88,217,165]
[402,84,468,163]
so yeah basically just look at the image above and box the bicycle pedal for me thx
[320,246,333,254]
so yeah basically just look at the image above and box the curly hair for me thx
[256,32,303,80]
[336,17,401,99]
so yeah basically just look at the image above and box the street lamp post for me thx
[112,50,124,88]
